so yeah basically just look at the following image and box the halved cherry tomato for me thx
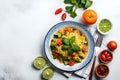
[100,54,106,61]
[55,8,63,15]
[61,13,67,21]
[65,27,72,33]
[72,52,78,57]
[82,45,88,52]
[52,51,59,58]
[99,50,113,63]
[68,60,75,66]
[108,41,117,51]
[106,56,112,61]
[57,39,62,46]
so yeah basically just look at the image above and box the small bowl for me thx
[97,19,112,35]
[95,63,109,78]
[99,50,113,64]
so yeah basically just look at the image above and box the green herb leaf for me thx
[68,48,74,55]
[54,33,61,38]
[71,0,78,5]
[73,57,82,62]
[72,44,80,51]
[50,44,57,50]
[69,36,75,45]
[81,0,86,4]
[84,0,93,9]
[64,0,72,4]
[62,38,69,45]
[65,6,73,13]
[70,11,77,18]
[78,3,83,8]
[62,45,70,50]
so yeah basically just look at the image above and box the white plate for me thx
[44,21,94,72]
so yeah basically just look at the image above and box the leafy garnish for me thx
[50,44,57,50]
[72,44,80,51]
[64,0,93,18]
[62,45,70,50]
[62,38,69,45]
[69,36,75,45]
[68,48,74,55]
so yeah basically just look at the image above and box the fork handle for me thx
[89,56,96,80]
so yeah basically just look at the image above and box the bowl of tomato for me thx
[99,50,113,64]
[95,63,109,78]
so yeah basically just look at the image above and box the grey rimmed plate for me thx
[44,21,94,72]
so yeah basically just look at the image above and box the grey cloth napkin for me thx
[59,28,98,79]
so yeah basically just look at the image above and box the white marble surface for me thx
[0,0,120,80]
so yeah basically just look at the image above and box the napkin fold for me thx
[59,28,98,79]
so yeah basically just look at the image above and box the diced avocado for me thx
[73,56,82,62]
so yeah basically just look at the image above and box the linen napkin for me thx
[60,28,98,79]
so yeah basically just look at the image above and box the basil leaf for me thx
[70,11,77,18]
[71,0,78,5]
[84,0,93,9]
[64,0,71,4]
[65,6,73,13]
[62,38,69,45]
[72,44,80,51]
[78,3,83,8]
[68,48,74,55]
[81,0,86,4]
[69,36,75,45]
[62,45,69,50]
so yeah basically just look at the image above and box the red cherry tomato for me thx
[68,60,75,66]
[104,51,108,55]
[61,13,67,21]
[108,41,118,51]
[72,52,78,57]
[55,8,63,15]
[106,56,112,61]
[57,39,62,46]
[106,53,110,57]
[100,54,106,61]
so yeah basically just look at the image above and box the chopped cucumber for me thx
[42,67,54,79]
[33,56,46,69]
[64,61,68,65]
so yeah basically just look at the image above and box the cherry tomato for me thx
[57,39,62,46]
[104,51,108,55]
[108,41,117,51]
[72,52,78,57]
[55,8,63,15]
[61,13,67,21]
[68,60,75,66]
[105,53,110,57]
[106,56,112,61]
[52,51,59,58]
[100,54,106,61]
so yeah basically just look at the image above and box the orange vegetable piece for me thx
[65,27,72,33]
[57,39,62,46]
[82,45,88,52]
